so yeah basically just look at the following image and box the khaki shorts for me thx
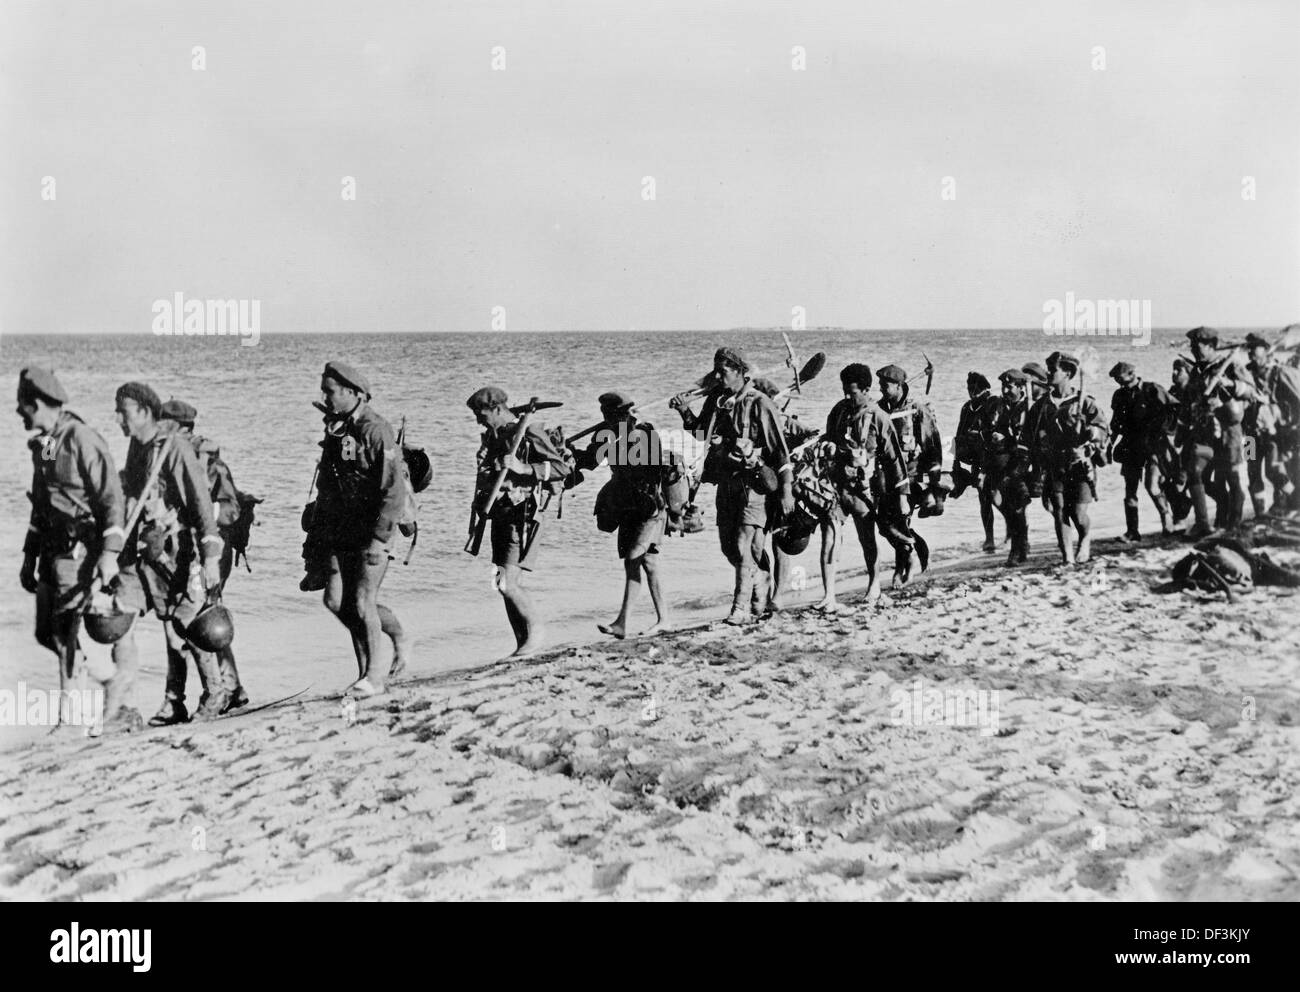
[491,499,541,571]
[617,511,664,560]
[36,546,97,615]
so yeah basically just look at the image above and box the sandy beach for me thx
[3,534,1298,902]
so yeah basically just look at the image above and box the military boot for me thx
[192,651,230,721]
[1186,487,1213,540]
[724,569,756,625]
[148,697,189,727]
[1119,505,1141,543]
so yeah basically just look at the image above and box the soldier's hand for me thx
[201,556,221,590]
[668,392,689,412]
[19,555,37,594]
[1072,445,1090,462]
[503,454,530,477]
[896,493,910,518]
[780,488,796,517]
[93,551,119,588]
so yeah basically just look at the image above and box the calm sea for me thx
[0,327,1245,731]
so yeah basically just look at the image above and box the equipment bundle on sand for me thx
[1166,534,1300,602]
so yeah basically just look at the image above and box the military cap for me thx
[1186,326,1219,345]
[115,381,161,418]
[598,390,635,411]
[160,398,198,423]
[999,368,1029,385]
[839,363,873,389]
[713,347,749,373]
[1244,332,1270,350]
[17,367,68,405]
[967,371,991,392]
[1109,361,1136,380]
[1055,353,1080,375]
[466,385,508,412]
[322,360,371,398]
[877,364,907,385]
[1045,351,1064,372]
[1022,362,1049,385]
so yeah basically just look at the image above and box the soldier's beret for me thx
[1022,362,1049,385]
[1186,326,1219,345]
[17,366,68,405]
[1244,332,1270,350]
[749,378,780,399]
[466,385,508,412]
[1109,362,1136,380]
[877,364,907,385]
[839,363,873,389]
[999,368,1029,385]
[1045,351,1064,372]
[713,347,749,373]
[598,390,635,411]
[115,381,161,418]
[1055,353,1080,375]
[322,361,371,398]
[160,398,198,423]
[967,371,991,392]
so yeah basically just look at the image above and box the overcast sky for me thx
[2,0,1296,334]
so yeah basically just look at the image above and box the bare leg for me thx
[854,512,883,602]
[815,517,839,611]
[501,563,545,656]
[599,558,641,638]
[979,484,997,551]
[378,604,408,677]
[641,554,669,634]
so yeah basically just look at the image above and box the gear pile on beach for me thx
[14,322,1300,733]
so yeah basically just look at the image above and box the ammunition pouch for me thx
[38,513,96,557]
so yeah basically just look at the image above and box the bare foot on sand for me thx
[865,578,884,604]
[813,596,840,613]
[388,635,409,680]
[346,677,385,698]
[640,619,671,636]
[597,621,627,640]
[510,632,548,658]
[1076,535,1092,563]
[982,538,997,552]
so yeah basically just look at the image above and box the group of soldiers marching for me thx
[17,370,253,733]
[16,324,1299,732]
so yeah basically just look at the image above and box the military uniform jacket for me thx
[122,423,222,562]
[1248,361,1300,435]
[576,420,670,498]
[824,399,908,496]
[24,410,125,558]
[315,402,404,545]
[981,397,1032,480]
[954,390,994,466]
[696,384,791,482]
[878,391,942,482]
[1181,358,1257,444]
[177,431,241,529]
[477,420,572,509]
[1110,380,1175,462]
[1034,392,1110,479]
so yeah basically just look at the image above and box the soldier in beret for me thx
[160,399,251,709]
[313,362,408,694]
[468,384,574,655]
[669,348,794,623]
[575,391,674,638]
[114,381,227,723]
[983,369,1035,565]
[951,371,998,552]
[1032,354,1110,564]
[1243,332,1299,515]
[876,363,942,584]
[17,368,141,731]
[1107,362,1177,540]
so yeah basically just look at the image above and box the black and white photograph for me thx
[1,0,1297,932]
